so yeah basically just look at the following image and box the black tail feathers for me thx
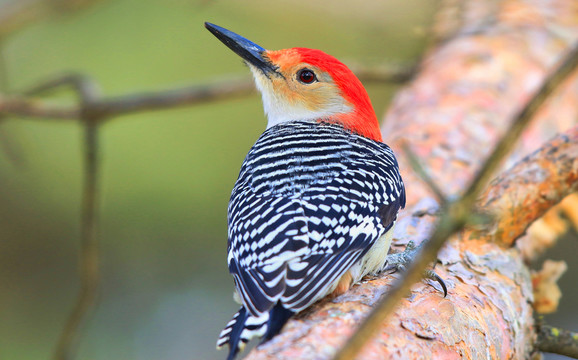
[217,303,295,360]
[262,303,294,343]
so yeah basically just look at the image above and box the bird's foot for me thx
[383,241,447,297]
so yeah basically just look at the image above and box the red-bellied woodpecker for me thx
[206,23,407,360]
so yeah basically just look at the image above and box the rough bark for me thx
[246,0,578,359]
[475,127,578,248]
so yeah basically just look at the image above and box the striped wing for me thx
[227,121,405,316]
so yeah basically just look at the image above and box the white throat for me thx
[249,66,352,129]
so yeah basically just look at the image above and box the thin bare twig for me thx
[0,62,416,121]
[350,61,417,84]
[400,141,447,204]
[23,73,98,97]
[0,98,80,119]
[0,44,8,91]
[536,321,578,359]
[0,75,253,121]
[332,43,578,360]
[0,41,20,164]
[51,75,102,360]
[93,76,254,118]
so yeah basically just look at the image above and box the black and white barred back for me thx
[218,121,405,359]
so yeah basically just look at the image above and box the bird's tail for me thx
[217,304,294,360]
[217,307,267,360]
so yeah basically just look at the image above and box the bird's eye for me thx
[297,69,317,84]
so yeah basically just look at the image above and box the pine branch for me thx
[475,125,578,249]
[331,42,578,360]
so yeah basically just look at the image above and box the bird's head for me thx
[205,22,382,142]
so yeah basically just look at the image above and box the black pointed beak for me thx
[205,22,278,75]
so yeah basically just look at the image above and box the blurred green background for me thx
[0,1,575,360]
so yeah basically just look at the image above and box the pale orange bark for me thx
[475,127,578,247]
[246,0,578,359]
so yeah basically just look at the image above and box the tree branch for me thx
[50,75,103,360]
[0,96,80,119]
[536,322,578,359]
[0,62,416,121]
[475,125,578,249]
[0,76,253,121]
[332,43,578,360]
[92,76,254,119]
[463,45,578,204]
[349,62,417,84]
[0,41,26,166]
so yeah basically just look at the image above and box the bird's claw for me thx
[424,269,448,298]
[384,241,448,297]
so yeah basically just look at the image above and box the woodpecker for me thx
[206,23,406,360]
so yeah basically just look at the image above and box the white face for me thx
[248,63,352,129]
